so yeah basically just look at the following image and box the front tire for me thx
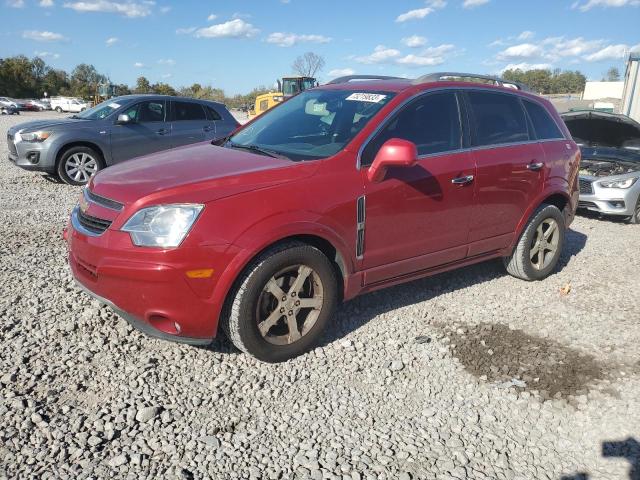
[57,146,103,186]
[503,204,565,281]
[627,196,640,224]
[55,106,62,113]
[222,242,338,362]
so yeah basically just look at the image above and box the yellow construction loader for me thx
[248,76,317,120]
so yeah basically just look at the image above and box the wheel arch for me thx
[55,141,106,171]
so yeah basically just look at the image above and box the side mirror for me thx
[116,113,133,124]
[367,138,418,183]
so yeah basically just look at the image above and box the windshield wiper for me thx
[225,142,290,160]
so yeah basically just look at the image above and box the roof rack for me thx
[413,72,531,92]
[326,75,406,85]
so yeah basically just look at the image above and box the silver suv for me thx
[7,95,239,185]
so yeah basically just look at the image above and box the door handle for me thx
[156,128,168,136]
[527,161,544,171]
[451,175,474,185]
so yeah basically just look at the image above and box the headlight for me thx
[599,177,638,189]
[20,131,51,142]
[121,204,203,247]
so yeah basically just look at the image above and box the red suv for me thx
[66,73,580,362]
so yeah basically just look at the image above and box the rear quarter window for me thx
[523,100,564,140]
[467,91,530,147]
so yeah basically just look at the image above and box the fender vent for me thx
[356,196,365,259]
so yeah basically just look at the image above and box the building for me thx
[621,53,640,123]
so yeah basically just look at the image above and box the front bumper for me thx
[7,133,56,173]
[67,208,236,344]
[578,176,640,217]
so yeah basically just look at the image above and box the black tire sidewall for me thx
[233,246,338,363]
[519,205,565,280]
[57,146,103,186]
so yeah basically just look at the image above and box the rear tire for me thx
[503,204,565,281]
[57,146,104,186]
[55,106,62,113]
[222,242,338,362]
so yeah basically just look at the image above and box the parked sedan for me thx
[7,95,240,185]
[562,111,640,224]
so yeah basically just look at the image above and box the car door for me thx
[110,100,172,163]
[359,90,477,285]
[465,90,545,254]
[170,100,208,147]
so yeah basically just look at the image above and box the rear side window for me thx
[467,91,529,146]
[523,100,564,140]
[205,106,222,121]
[361,91,462,165]
[172,101,206,121]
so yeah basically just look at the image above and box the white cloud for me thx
[583,43,631,61]
[497,43,545,60]
[34,50,60,59]
[355,45,401,64]
[517,30,534,41]
[500,62,553,72]
[396,44,456,66]
[328,68,355,77]
[159,5,170,13]
[161,73,172,78]
[396,7,433,22]
[40,0,55,6]
[402,35,427,48]
[6,0,25,7]
[63,1,154,18]
[463,0,489,8]
[207,13,217,21]
[105,36,118,46]
[544,36,604,58]
[176,26,196,35]
[157,58,175,65]
[194,19,259,39]
[22,30,67,42]
[573,0,640,11]
[133,62,146,68]
[266,32,331,47]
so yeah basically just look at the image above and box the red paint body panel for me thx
[67,80,580,343]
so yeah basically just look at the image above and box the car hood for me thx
[561,111,640,151]
[9,117,94,134]
[89,142,317,205]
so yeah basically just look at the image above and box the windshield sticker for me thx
[108,102,121,109]
[345,93,387,103]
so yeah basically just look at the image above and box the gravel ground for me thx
[1,112,639,480]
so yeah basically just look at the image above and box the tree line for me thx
[501,68,587,94]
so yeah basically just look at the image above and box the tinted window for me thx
[205,106,221,121]
[173,101,206,121]
[121,101,165,123]
[523,100,563,140]
[361,91,462,166]
[468,91,529,146]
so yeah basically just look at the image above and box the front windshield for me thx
[229,89,395,161]
[74,99,126,120]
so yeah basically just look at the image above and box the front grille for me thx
[7,134,17,155]
[578,201,598,210]
[579,178,593,194]
[77,209,112,235]
[84,188,124,211]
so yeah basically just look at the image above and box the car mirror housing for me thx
[117,114,133,124]
[367,138,418,183]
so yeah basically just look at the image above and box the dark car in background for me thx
[7,95,240,185]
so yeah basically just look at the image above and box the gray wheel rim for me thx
[530,218,559,270]
[255,264,324,345]
[65,153,98,183]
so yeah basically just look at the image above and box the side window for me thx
[122,103,140,121]
[467,91,529,146]
[138,101,165,123]
[523,100,564,140]
[205,106,222,121]
[172,101,207,121]
[361,91,462,166]
[259,99,269,111]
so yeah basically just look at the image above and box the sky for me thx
[1,0,639,95]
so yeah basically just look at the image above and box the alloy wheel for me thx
[65,153,98,184]
[255,264,324,345]
[529,218,559,270]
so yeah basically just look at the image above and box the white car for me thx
[0,96,18,108]
[51,97,90,113]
